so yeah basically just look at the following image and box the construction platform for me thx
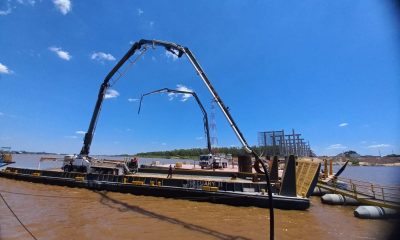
[0,166,310,210]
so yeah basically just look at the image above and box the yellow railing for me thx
[331,177,400,203]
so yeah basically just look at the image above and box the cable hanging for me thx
[0,192,38,240]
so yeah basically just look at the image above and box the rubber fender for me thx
[312,186,330,196]
[354,206,400,219]
[321,194,359,205]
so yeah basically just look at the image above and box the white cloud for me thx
[1,0,36,16]
[17,0,36,6]
[167,84,193,102]
[149,21,154,27]
[75,130,86,135]
[64,135,77,139]
[165,50,178,61]
[0,112,4,116]
[104,89,119,99]
[91,52,116,62]
[0,6,12,16]
[167,92,175,101]
[327,144,347,149]
[177,84,193,102]
[137,8,143,16]
[161,142,167,146]
[128,98,139,102]
[53,0,71,15]
[49,47,71,61]
[367,144,391,149]
[195,137,203,140]
[338,123,348,127]
[0,63,12,74]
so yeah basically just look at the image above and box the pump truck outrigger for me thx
[63,39,274,240]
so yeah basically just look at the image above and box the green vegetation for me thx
[136,146,273,159]
[349,158,360,166]
[344,150,357,155]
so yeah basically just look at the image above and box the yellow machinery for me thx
[0,147,13,165]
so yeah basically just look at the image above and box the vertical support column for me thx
[272,131,276,156]
[280,155,297,197]
[329,159,333,176]
[282,129,286,156]
[270,156,279,182]
[238,154,252,173]
[324,159,328,178]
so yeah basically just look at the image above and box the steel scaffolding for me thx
[258,129,312,157]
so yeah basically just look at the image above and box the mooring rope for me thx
[0,192,38,240]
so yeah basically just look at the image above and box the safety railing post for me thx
[381,188,385,203]
[333,179,337,192]
[352,183,357,199]
[371,184,375,199]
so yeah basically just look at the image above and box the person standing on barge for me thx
[167,165,173,178]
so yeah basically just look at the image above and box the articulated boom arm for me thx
[80,40,184,156]
[80,39,251,156]
[138,88,212,154]
[79,38,274,240]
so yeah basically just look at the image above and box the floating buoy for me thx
[321,194,359,205]
[312,186,330,196]
[354,206,399,219]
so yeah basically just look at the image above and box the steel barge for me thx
[0,166,310,210]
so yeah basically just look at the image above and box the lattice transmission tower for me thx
[210,99,218,152]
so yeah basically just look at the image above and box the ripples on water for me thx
[0,155,399,239]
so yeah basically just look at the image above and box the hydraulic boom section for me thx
[80,40,185,157]
[138,88,212,154]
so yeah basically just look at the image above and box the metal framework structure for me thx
[258,129,312,157]
[210,99,218,149]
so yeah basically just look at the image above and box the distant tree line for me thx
[385,154,400,157]
[136,146,287,158]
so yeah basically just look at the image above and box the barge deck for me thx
[0,167,310,210]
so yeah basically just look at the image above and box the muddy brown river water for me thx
[0,178,399,240]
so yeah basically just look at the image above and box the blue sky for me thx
[0,0,399,156]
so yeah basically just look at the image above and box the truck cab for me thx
[199,154,213,169]
[199,153,229,169]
